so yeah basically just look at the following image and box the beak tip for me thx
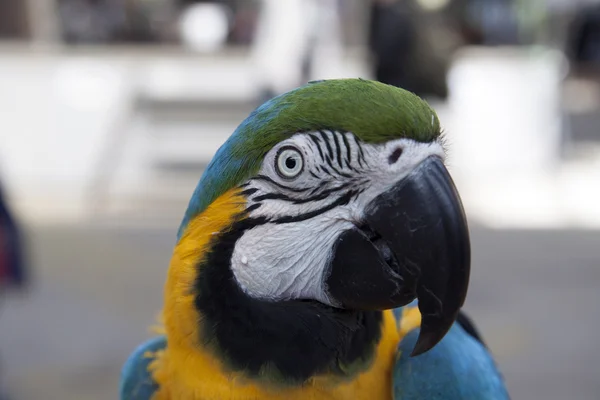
[409,314,457,357]
[409,331,437,357]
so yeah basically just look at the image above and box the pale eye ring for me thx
[275,146,304,179]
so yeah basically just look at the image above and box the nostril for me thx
[388,147,403,164]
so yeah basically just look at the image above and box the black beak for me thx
[325,156,470,356]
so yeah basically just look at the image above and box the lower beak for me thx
[325,156,471,356]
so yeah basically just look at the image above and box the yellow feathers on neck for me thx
[148,189,248,398]
[165,188,246,350]
[148,189,401,399]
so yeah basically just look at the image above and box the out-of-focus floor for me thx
[1,220,599,400]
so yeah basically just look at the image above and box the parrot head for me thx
[174,79,470,379]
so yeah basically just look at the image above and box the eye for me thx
[275,146,304,179]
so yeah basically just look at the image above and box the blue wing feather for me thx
[120,336,166,400]
[393,306,510,400]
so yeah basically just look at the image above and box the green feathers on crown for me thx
[178,79,441,238]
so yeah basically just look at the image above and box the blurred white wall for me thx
[0,52,131,217]
[0,44,597,228]
[0,45,368,222]
[446,47,600,229]
[0,49,253,219]
[251,0,347,93]
[447,47,565,177]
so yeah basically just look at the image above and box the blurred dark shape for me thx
[58,0,128,43]
[177,0,260,46]
[567,4,600,72]
[58,0,178,44]
[0,0,30,39]
[0,177,26,400]
[447,0,519,46]
[177,0,235,8]
[0,182,27,295]
[369,0,449,99]
[229,3,259,45]
[56,0,259,46]
[563,4,600,148]
[119,0,169,43]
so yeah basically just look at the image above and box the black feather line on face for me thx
[308,133,326,161]
[192,215,383,385]
[245,203,262,213]
[340,132,355,170]
[322,152,353,178]
[251,182,354,205]
[352,135,367,168]
[270,190,357,224]
[253,174,312,193]
[321,165,333,177]
[331,130,344,169]
[319,130,334,160]
[240,187,259,196]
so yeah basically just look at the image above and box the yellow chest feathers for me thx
[148,310,400,400]
[150,189,407,399]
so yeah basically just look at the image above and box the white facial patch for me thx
[231,212,354,305]
[230,131,445,305]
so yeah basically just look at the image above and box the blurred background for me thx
[0,0,599,399]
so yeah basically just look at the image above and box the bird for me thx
[120,78,510,399]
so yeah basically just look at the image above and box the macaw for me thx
[120,79,510,399]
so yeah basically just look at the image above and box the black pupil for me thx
[285,157,297,169]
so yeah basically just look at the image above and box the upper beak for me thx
[325,156,471,356]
